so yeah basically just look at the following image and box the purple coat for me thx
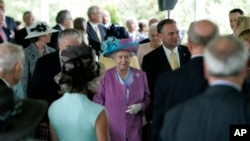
[93,67,151,141]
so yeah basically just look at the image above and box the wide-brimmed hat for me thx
[0,86,48,141]
[25,21,58,39]
[101,36,139,57]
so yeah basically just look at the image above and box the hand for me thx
[126,104,142,114]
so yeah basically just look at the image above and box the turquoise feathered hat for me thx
[101,36,139,57]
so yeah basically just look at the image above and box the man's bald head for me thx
[188,20,219,46]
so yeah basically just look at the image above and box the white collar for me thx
[0,77,10,87]
[58,24,65,30]
[89,21,99,29]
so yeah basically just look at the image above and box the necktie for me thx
[170,51,180,70]
[0,28,7,42]
[95,26,102,42]
[1,21,7,28]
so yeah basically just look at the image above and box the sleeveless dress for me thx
[48,93,104,141]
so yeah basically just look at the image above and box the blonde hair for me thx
[236,16,250,36]
[239,29,250,44]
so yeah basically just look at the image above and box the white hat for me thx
[25,21,58,39]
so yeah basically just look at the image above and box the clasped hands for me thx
[126,103,142,114]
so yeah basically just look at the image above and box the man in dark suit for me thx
[151,20,219,141]
[0,0,16,33]
[142,19,191,122]
[15,11,35,48]
[47,10,73,50]
[0,9,14,43]
[0,43,24,89]
[87,5,107,57]
[28,29,82,106]
[161,35,250,141]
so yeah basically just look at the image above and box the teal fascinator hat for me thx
[101,36,139,57]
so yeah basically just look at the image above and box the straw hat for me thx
[0,86,48,141]
[25,21,58,39]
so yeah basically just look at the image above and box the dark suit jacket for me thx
[141,45,190,120]
[0,27,15,43]
[139,38,150,44]
[0,78,8,88]
[47,24,62,50]
[5,16,16,32]
[152,56,208,141]
[28,51,61,104]
[87,22,107,56]
[161,85,250,141]
[15,27,30,48]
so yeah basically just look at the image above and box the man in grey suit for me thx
[151,20,219,141]
[161,35,250,141]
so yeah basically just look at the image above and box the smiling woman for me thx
[93,36,151,141]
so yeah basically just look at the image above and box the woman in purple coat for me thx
[93,36,151,141]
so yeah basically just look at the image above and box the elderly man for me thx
[161,35,250,141]
[28,29,82,125]
[0,43,24,88]
[48,10,73,50]
[86,5,107,56]
[15,11,35,48]
[152,20,219,141]
[28,29,82,104]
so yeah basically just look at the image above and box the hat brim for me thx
[25,29,58,39]
[102,42,139,57]
[0,99,48,141]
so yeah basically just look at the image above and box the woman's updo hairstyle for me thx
[55,45,101,99]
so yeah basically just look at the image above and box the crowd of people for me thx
[0,0,250,140]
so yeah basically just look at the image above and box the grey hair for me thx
[0,43,24,72]
[148,23,158,40]
[87,6,99,18]
[58,28,82,44]
[56,10,70,24]
[126,16,138,26]
[204,35,248,77]
[188,20,219,46]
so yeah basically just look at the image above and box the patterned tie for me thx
[95,26,102,42]
[170,51,180,70]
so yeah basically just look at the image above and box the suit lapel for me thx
[158,46,172,69]
[98,24,105,40]
[0,78,8,87]
[178,45,189,65]
[87,22,99,42]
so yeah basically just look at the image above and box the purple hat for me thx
[101,36,139,57]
